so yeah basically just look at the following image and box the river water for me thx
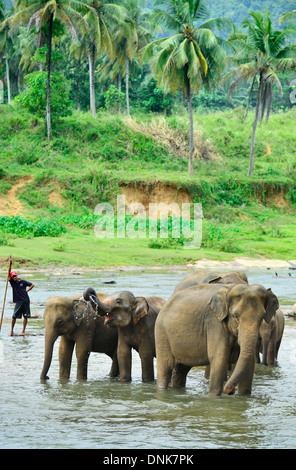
[0,268,296,449]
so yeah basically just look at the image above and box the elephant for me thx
[174,269,249,379]
[256,309,285,366]
[83,288,166,382]
[174,269,248,293]
[40,293,119,381]
[155,282,279,396]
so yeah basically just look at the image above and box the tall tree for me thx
[0,1,12,103]
[226,10,296,176]
[111,0,152,115]
[142,0,233,174]
[82,0,123,118]
[4,0,88,139]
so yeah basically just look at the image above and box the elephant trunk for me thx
[261,339,269,366]
[40,330,58,380]
[224,325,259,395]
[83,287,109,316]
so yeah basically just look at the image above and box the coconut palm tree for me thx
[142,0,233,174]
[82,0,124,118]
[0,1,12,103]
[226,10,296,176]
[3,0,89,139]
[111,0,152,115]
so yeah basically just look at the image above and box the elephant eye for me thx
[116,299,121,304]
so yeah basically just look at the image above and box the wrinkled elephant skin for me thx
[155,283,279,396]
[40,293,118,381]
[83,289,166,382]
[256,309,285,366]
[173,270,248,293]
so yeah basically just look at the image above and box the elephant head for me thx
[210,284,279,395]
[208,271,248,285]
[83,288,148,328]
[174,270,248,293]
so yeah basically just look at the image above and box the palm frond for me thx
[279,10,296,25]
[262,67,283,97]
[199,17,234,35]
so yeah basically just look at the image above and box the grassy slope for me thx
[0,103,296,269]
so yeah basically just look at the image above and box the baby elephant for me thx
[83,288,166,382]
[256,309,285,366]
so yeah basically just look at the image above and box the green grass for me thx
[0,103,296,268]
[1,216,295,269]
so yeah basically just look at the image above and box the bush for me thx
[15,71,72,122]
[105,85,126,112]
[0,216,66,237]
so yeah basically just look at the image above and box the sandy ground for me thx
[189,257,296,270]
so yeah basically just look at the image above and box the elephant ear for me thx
[202,272,223,284]
[208,276,223,284]
[132,297,149,325]
[264,288,279,324]
[72,300,87,326]
[209,286,230,321]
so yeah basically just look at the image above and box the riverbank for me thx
[1,254,296,273]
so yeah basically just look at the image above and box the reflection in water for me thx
[0,269,295,449]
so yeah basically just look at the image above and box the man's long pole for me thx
[0,256,12,332]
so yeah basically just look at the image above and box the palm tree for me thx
[142,0,233,174]
[0,2,12,103]
[4,0,88,139]
[111,0,152,115]
[82,0,124,118]
[226,11,296,176]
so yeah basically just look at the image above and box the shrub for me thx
[0,216,66,237]
[15,71,72,122]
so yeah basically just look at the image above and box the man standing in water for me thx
[8,259,34,336]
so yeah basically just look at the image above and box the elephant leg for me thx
[204,365,210,379]
[75,344,90,380]
[109,351,119,378]
[267,341,276,365]
[58,336,75,379]
[208,346,229,395]
[275,337,283,360]
[255,339,261,363]
[171,364,191,388]
[139,350,154,382]
[118,340,132,382]
[157,361,173,390]
[155,323,175,389]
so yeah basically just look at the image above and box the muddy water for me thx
[0,269,296,449]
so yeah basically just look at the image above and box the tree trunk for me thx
[46,13,53,140]
[77,74,81,111]
[248,73,263,176]
[5,45,10,104]
[89,42,96,118]
[187,84,194,175]
[118,71,122,113]
[125,51,130,115]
